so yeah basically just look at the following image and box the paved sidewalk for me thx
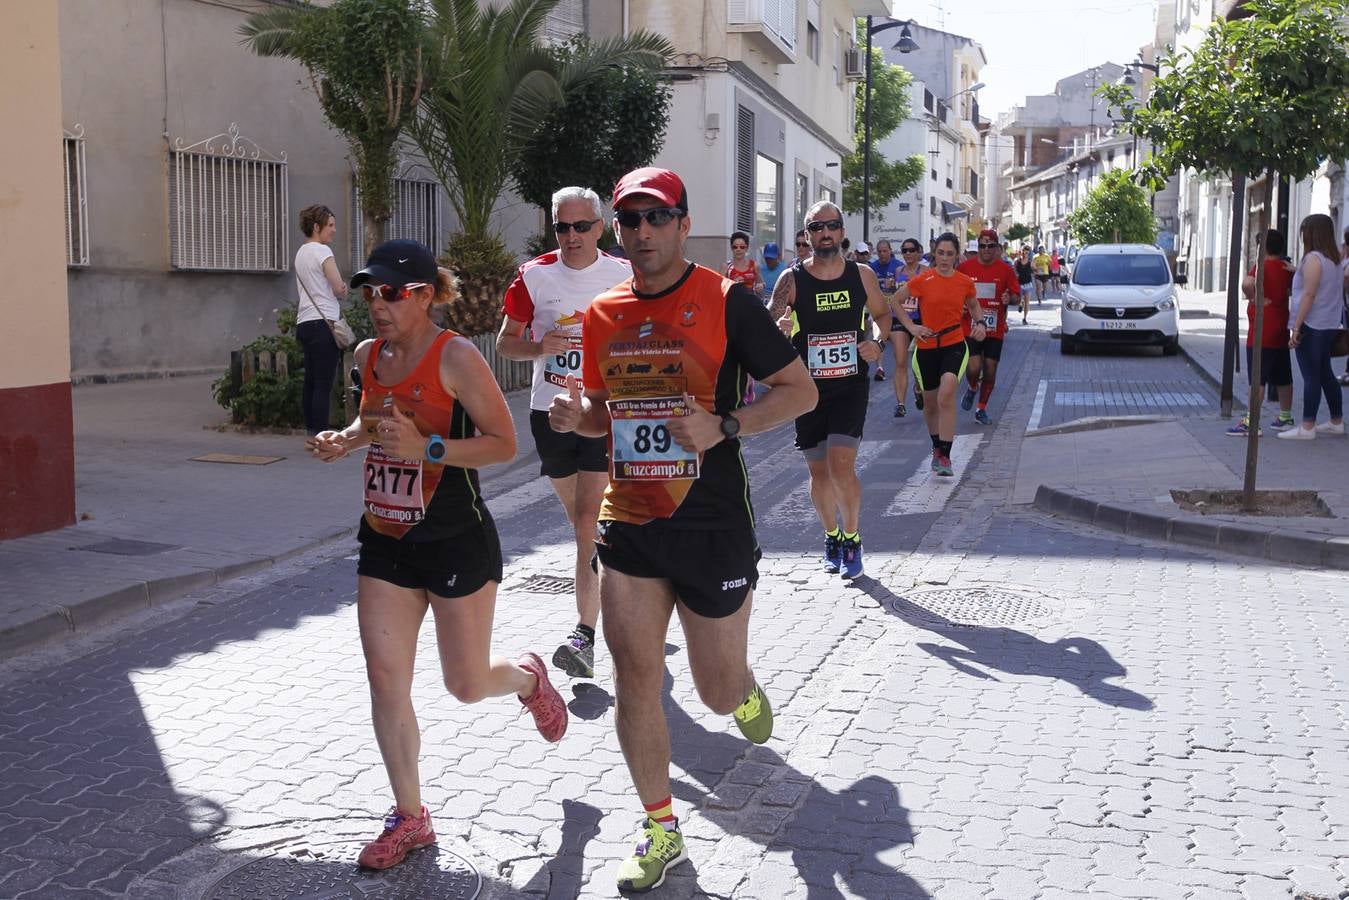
[1018,287,1349,565]
[0,375,541,656]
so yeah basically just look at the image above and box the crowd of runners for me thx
[304,167,1062,893]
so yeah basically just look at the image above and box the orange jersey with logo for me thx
[358,330,487,540]
[582,264,797,527]
[905,269,977,349]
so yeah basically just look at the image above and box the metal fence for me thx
[470,333,533,394]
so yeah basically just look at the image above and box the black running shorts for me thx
[530,409,608,478]
[1246,344,1293,387]
[358,517,503,599]
[912,342,970,392]
[793,380,869,452]
[967,336,1004,361]
[594,520,760,619]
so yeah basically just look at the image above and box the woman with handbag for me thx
[305,239,567,870]
[295,204,350,435]
[1278,213,1346,440]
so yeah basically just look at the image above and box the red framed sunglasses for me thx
[360,282,429,303]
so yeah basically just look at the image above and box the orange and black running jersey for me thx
[581,263,797,528]
[788,259,872,387]
[357,330,488,542]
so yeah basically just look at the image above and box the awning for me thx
[941,201,969,221]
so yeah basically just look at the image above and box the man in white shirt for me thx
[497,186,631,679]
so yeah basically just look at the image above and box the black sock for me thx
[575,623,596,642]
[930,433,941,449]
[938,439,953,456]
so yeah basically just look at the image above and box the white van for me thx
[1060,243,1180,355]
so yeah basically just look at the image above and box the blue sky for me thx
[907,0,1162,118]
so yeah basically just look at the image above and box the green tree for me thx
[240,0,426,257]
[1066,169,1157,245]
[511,36,672,245]
[842,22,924,217]
[1005,222,1032,243]
[1101,0,1349,508]
[410,0,670,335]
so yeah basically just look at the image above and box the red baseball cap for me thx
[612,167,688,211]
[978,228,1000,245]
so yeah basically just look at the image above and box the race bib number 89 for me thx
[607,395,698,481]
[808,332,858,378]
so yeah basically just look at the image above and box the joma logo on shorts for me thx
[815,290,852,311]
[721,577,748,591]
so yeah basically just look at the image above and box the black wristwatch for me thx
[719,414,741,441]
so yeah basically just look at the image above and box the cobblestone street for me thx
[2,314,1346,899]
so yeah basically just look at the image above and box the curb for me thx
[1032,485,1347,570]
[0,526,358,659]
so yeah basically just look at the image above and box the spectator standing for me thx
[1227,228,1296,436]
[294,204,348,435]
[1278,213,1346,440]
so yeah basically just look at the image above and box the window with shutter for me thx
[63,126,89,267]
[542,0,585,44]
[168,124,288,272]
[735,107,756,233]
[350,169,445,264]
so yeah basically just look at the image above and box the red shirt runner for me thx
[956,257,1021,339]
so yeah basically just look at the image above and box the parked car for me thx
[1060,243,1180,355]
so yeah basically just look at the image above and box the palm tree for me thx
[411,0,671,335]
[240,0,426,258]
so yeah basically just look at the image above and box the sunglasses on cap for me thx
[554,218,600,234]
[805,219,843,233]
[614,207,686,229]
[361,282,429,303]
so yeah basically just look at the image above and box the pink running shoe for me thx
[518,652,568,742]
[357,805,435,870]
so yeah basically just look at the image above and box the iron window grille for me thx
[63,125,89,267]
[168,124,288,272]
[350,163,446,264]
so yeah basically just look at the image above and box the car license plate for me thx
[1100,321,1137,329]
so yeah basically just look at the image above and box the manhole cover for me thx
[204,839,479,899]
[517,574,575,595]
[75,539,180,556]
[887,587,1062,628]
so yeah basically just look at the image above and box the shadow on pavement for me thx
[567,682,613,721]
[657,647,927,899]
[853,577,1153,712]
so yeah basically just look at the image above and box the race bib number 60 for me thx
[607,395,699,481]
[364,445,425,526]
[543,335,583,387]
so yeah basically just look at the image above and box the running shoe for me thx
[934,454,954,477]
[840,536,863,579]
[974,409,991,426]
[616,817,687,893]
[823,533,842,574]
[1226,419,1258,437]
[1315,420,1345,435]
[874,366,886,382]
[960,388,976,410]
[552,629,595,679]
[1269,415,1295,432]
[357,805,435,870]
[930,449,941,472]
[517,652,568,742]
[1276,425,1316,441]
[893,402,906,418]
[914,392,924,411]
[733,682,773,744]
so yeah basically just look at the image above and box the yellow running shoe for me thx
[732,682,773,744]
[617,817,687,893]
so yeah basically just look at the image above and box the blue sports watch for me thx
[425,434,447,463]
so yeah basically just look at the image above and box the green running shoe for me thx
[732,682,773,744]
[616,817,687,893]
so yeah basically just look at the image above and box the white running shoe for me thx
[1276,425,1316,440]
[1314,420,1345,435]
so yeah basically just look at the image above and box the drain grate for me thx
[887,586,1062,628]
[75,539,180,556]
[516,574,575,595]
[203,840,479,899]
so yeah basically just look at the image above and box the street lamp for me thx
[863,17,919,242]
[1119,56,1161,87]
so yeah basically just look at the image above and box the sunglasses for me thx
[361,282,429,303]
[901,247,921,253]
[795,241,810,248]
[805,219,843,233]
[614,207,685,229]
[554,218,600,234]
[978,242,998,249]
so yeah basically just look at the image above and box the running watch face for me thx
[720,415,741,439]
[425,434,447,462]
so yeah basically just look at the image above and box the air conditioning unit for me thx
[844,48,864,80]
